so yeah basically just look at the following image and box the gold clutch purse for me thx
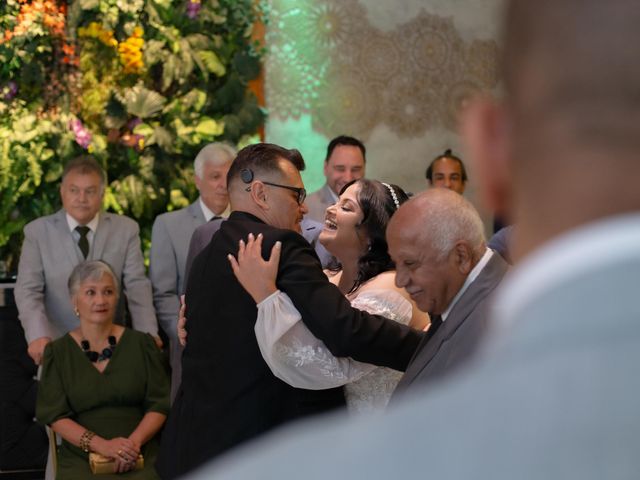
[89,453,144,474]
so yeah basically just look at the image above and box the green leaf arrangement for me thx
[0,0,266,271]
[121,85,167,119]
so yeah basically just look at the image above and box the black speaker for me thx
[0,292,47,473]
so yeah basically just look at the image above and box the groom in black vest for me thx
[156,143,422,479]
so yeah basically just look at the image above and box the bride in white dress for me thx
[230,179,429,414]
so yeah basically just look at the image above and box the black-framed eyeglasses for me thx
[262,181,307,205]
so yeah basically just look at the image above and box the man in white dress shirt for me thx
[186,0,640,478]
[149,142,236,399]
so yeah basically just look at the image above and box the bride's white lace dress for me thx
[254,288,413,414]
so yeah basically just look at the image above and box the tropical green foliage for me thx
[0,0,265,271]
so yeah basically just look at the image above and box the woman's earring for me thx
[74,307,80,317]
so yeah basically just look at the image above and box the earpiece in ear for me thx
[240,168,254,184]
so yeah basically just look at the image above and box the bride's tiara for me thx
[382,182,400,210]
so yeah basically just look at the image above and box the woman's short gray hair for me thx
[68,260,120,299]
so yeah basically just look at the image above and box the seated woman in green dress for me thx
[36,260,170,478]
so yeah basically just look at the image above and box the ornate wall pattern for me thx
[264,0,499,140]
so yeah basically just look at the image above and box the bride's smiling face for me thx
[319,182,368,258]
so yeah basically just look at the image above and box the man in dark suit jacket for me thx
[156,143,422,479]
[387,189,508,397]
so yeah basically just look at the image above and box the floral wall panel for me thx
[263,0,503,222]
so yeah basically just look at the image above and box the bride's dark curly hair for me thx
[330,179,409,294]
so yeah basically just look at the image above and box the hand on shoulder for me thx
[228,233,280,304]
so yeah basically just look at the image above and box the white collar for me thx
[492,213,640,331]
[199,198,216,222]
[441,248,493,321]
[199,197,230,221]
[66,211,99,233]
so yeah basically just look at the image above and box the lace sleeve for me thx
[349,289,413,327]
[254,289,413,390]
[254,291,375,389]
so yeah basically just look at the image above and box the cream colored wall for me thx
[264,0,504,234]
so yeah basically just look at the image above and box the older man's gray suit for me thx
[150,201,206,398]
[392,252,509,398]
[15,209,157,343]
[304,184,335,223]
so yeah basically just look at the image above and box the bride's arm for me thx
[229,234,375,388]
[229,234,414,389]
[254,290,376,389]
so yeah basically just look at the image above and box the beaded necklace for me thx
[81,335,117,362]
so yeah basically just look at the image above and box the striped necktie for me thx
[76,225,90,259]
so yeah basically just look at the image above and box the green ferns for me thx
[0,0,265,271]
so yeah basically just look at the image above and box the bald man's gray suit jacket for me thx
[393,252,509,398]
[15,209,158,343]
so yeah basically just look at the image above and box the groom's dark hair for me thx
[227,143,305,192]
